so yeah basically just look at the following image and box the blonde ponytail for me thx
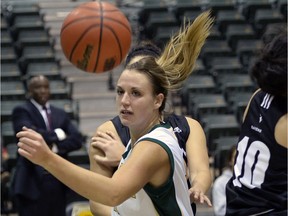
[157,10,214,89]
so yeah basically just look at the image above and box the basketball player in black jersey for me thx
[225,27,287,215]
[89,42,212,215]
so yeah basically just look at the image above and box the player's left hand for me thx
[189,187,212,207]
[91,131,125,167]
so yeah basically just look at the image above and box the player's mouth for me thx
[120,110,133,115]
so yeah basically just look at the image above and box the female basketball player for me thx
[89,41,212,215]
[16,11,213,216]
[225,27,287,216]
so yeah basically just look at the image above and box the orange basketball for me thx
[60,1,132,73]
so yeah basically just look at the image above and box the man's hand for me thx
[91,131,125,168]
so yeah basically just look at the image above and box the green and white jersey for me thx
[111,123,193,216]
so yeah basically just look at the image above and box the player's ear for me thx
[154,93,164,109]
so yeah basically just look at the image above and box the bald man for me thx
[12,75,83,216]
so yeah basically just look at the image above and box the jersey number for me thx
[232,136,270,189]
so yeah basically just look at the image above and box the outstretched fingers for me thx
[189,189,212,207]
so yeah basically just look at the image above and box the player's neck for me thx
[130,118,161,148]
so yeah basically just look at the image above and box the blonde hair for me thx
[126,11,214,113]
[157,10,214,90]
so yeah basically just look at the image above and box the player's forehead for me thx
[117,69,151,90]
[127,55,148,65]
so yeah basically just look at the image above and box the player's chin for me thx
[119,114,131,126]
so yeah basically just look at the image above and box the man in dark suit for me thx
[12,75,83,216]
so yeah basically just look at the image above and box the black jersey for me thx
[111,113,190,154]
[110,115,130,146]
[226,90,287,216]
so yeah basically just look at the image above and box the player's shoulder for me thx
[165,113,204,130]
[184,116,199,125]
[275,113,287,148]
[165,113,187,124]
[95,120,117,134]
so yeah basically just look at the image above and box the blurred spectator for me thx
[11,75,83,216]
[212,145,236,216]
[1,143,11,214]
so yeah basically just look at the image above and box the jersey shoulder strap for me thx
[164,113,190,151]
[111,116,130,147]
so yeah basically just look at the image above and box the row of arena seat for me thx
[0,1,88,196]
[1,3,79,115]
[136,0,286,48]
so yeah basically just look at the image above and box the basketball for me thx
[60,1,132,73]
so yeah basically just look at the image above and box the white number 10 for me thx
[233,136,270,189]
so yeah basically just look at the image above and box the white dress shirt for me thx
[30,99,67,153]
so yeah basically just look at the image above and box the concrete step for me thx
[79,112,117,137]
[78,96,117,116]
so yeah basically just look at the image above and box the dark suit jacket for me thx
[11,100,83,200]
